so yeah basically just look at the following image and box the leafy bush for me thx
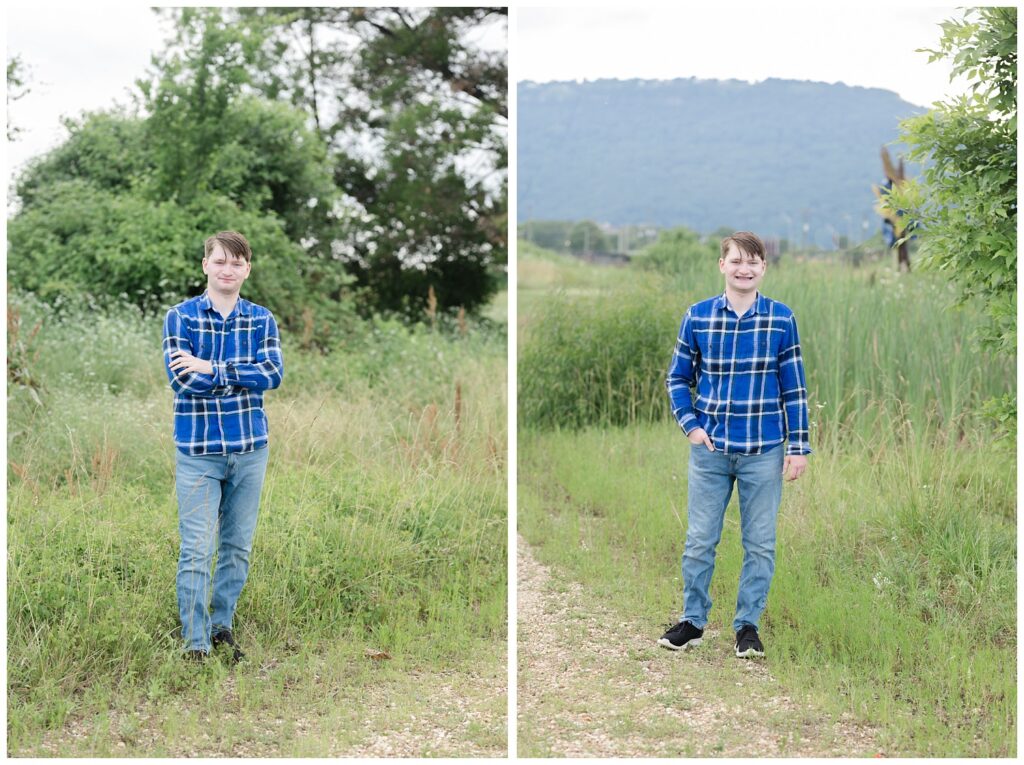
[631,226,719,276]
[14,110,149,205]
[9,180,200,307]
[7,180,356,348]
[888,8,1016,358]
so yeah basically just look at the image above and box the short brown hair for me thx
[204,231,252,263]
[720,231,766,262]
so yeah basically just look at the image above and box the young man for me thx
[163,231,284,662]
[658,231,809,659]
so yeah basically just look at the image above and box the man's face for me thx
[202,243,251,297]
[719,243,765,296]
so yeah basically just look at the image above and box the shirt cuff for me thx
[786,442,812,456]
[678,412,701,435]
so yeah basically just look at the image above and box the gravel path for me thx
[14,658,506,757]
[517,534,880,757]
[341,668,507,758]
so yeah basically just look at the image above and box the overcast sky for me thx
[516,6,973,108]
[5,4,506,182]
[5,5,974,185]
[7,5,173,177]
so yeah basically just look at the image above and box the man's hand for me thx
[687,427,715,451]
[783,454,808,481]
[169,350,214,377]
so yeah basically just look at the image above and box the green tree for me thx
[9,7,507,326]
[567,220,611,253]
[518,220,574,251]
[884,7,1016,429]
[15,111,149,205]
[632,226,717,275]
[349,7,507,118]
[886,8,1016,357]
[138,9,341,247]
[8,9,360,345]
[7,55,31,141]
[227,6,508,317]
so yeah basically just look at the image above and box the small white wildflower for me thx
[872,573,893,592]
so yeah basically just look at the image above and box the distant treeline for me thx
[517,220,888,263]
[518,220,658,254]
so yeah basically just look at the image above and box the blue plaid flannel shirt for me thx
[666,292,811,456]
[163,292,284,456]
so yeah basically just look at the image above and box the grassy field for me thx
[7,292,508,756]
[517,242,1015,757]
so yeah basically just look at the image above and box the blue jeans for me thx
[175,447,269,652]
[681,442,784,633]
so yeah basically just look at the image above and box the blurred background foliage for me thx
[7,7,508,345]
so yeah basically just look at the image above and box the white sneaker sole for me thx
[658,637,702,651]
[734,646,765,658]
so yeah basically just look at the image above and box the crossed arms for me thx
[162,309,284,398]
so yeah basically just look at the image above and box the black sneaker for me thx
[212,628,246,663]
[184,649,208,663]
[658,620,704,651]
[734,625,765,658]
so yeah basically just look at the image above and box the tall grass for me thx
[519,249,1013,443]
[7,291,507,747]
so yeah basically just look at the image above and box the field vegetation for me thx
[517,240,1015,756]
[7,7,509,756]
[7,291,507,756]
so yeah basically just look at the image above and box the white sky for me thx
[516,5,974,108]
[6,5,174,177]
[0,4,979,190]
[5,4,506,181]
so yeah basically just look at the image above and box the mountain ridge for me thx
[517,77,926,247]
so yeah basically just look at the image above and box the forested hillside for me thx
[518,77,924,247]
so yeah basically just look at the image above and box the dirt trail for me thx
[517,534,880,758]
[14,660,506,757]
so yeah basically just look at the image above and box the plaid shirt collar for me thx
[198,290,252,318]
[712,291,769,317]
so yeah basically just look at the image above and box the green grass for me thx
[519,425,1015,756]
[517,240,658,322]
[517,241,1016,756]
[7,291,507,755]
